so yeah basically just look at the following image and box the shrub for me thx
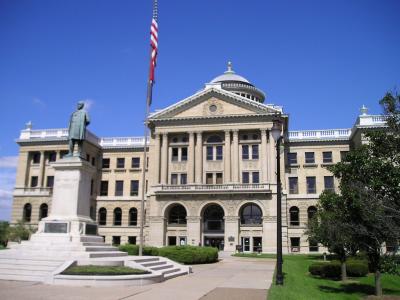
[157,246,218,264]
[346,261,368,277]
[119,244,139,255]
[308,263,325,276]
[309,261,341,278]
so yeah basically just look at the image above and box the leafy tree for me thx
[0,221,9,247]
[7,220,35,243]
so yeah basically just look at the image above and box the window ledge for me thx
[303,163,318,168]
[114,169,127,173]
[129,168,142,172]
[287,164,300,168]
[321,163,334,167]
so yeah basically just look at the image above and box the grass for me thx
[0,245,5,250]
[232,253,276,259]
[61,265,150,276]
[268,255,400,300]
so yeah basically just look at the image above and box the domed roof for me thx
[210,62,251,84]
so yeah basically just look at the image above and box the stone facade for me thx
[11,64,387,253]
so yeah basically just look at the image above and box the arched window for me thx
[23,203,32,222]
[129,208,138,226]
[113,208,122,226]
[98,207,107,225]
[307,206,317,222]
[39,203,48,220]
[203,204,224,232]
[240,203,262,225]
[206,135,223,143]
[289,206,300,226]
[168,204,187,225]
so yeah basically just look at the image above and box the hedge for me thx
[118,244,218,264]
[309,260,368,278]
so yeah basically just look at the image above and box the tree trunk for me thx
[375,270,382,296]
[341,260,347,281]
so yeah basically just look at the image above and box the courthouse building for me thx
[11,63,387,253]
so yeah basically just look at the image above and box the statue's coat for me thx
[68,109,90,141]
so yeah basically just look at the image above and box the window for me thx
[98,208,107,225]
[23,203,32,222]
[340,151,349,161]
[113,208,122,226]
[216,146,223,160]
[288,152,297,165]
[242,172,249,184]
[171,174,178,185]
[116,158,125,169]
[240,203,262,225]
[252,145,259,160]
[131,157,140,168]
[115,181,124,196]
[130,180,139,196]
[46,176,54,188]
[308,206,317,222]
[32,152,41,164]
[305,152,315,164]
[102,158,110,169]
[206,173,213,184]
[128,236,136,244]
[31,176,38,187]
[289,206,300,226]
[48,152,57,162]
[252,172,259,183]
[39,203,48,220]
[129,208,138,226]
[206,135,222,143]
[289,177,298,194]
[323,151,333,163]
[168,236,177,245]
[181,147,188,161]
[86,154,90,162]
[91,157,95,166]
[172,148,179,161]
[112,236,121,245]
[309,239,319,252]
[306,176,316,194]
[324,176,334,191]
[290,237,300,252]
[206,146,213,160]
[242,145,249,159]
[216,173,223,184]
[168,204,187,224]
[100,181,108,196]
[180,173,187,185]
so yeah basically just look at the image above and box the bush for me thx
[7,220,35,243]
[309,261,341,278]
[309,263,325,276]
[346,261,368,277]
[118,244,159,256]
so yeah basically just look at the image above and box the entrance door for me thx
[204,236,224,250]
[241,237,251,252]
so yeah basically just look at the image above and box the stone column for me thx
[224,216,239,251]
[56,151,62,160]
[148,216,166,247]
[195,132,203,184]
[186,216,201,246]
[188,132,195,183]
[263,216,277,253]
[232,130,239,183]
[153,133,161,184]
[261,129,268,182]
[161,133,168,184]
[224,130,231,183]
[38,151,46,187]
[268,130,276,182]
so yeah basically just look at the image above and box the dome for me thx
[210,62,251,84]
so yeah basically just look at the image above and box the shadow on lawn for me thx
[319,283,398,296]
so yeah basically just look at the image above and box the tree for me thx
[7,220,35,243]
[0,221,9,247]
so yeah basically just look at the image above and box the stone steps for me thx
[88,251,128,258]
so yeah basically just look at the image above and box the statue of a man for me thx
[67,101,90,156]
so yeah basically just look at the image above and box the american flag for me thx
[149,0,158,83]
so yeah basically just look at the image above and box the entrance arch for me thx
[201,203,225,250]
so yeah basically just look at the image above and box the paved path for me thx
[0,254,275,300]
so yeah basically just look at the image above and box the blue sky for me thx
[0,0,399,220]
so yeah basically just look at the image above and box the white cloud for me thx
[81,99,94,111]
[0,156,18,168]
[33,97,46,108]
[0,156,17,221]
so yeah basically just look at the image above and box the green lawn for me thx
[61,265,150,276]
[232,253,276,259]
[268,255,400,300]
[0,245,5,250]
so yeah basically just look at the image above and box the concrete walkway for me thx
[0,253,275,300]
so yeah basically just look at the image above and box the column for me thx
[261,129,268,182]
[38,151,46,187]
[161,133,168,184]
[268,130,276,182]
[232,130,239,183]
[188,132,195,183]
[224,216,239,251]
[186,216,201,246]
[153,133,161,184]
[224,130,231,183]
[195,132,203,184]
[56,150,62,160]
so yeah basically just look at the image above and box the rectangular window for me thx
[102,158,110,169]
[290,237,300,252]
[116,158,125,168]
[172,148,179,161]
[242,172,249,184]
[216,173,223,184]
[48,152,57,162]
[128,236,136,245]
[131,157,140,168]
[100,181,108,196]
[323,151,333,163]
[31,176,38,187]
[86,154,90,162]
[324,176,335,191]
[216,146,223,160]
[115,180,124,196]
[305,152,315,164]
[289,177,298,194]
[180,173,187,185]
[90,179,93,195]
[91,157,95,166]
[171,174,178,185]
[242,145,249,160]
[32,152,41,164]
[181,147,188,161]
[112,236,121,246]
[309,239,319,252]
[130,180,139,196]
[252,172,259,183]
[288,152,297,165]
[252,145,259,160]
[46,176,54,188]
[306,176,316,194]
[340,151,349,161]
[206,173,213,184]
[206,146,213,160]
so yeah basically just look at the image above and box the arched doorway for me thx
[202,204,225,250]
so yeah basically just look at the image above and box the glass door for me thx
[241,237,251,252]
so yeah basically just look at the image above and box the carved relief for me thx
[202,99,224,116]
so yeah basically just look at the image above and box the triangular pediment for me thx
[149,86,281,120]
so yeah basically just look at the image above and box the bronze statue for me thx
[67,101,90,157]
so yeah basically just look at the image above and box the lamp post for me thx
[271,120,284,285]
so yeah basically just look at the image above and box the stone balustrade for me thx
[13,187,53,196]
[153,183,273,194]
